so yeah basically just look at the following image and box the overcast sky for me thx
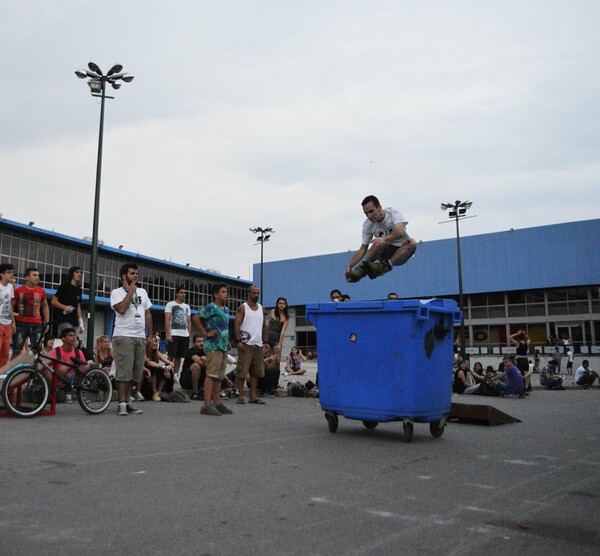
[2,1,599,280]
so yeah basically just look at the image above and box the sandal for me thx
[236,399,245,404]
[249,398,265,404]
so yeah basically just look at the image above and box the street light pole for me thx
[249,227,274,306]
[440,200,473,360]
[75,63,134,349]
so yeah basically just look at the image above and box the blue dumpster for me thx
[306,299,461,441]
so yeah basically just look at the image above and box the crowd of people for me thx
[0,262,316,416]
[2,261,598,417]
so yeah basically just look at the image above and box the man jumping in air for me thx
[345,195,417,283]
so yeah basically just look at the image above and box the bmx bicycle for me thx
[1,337,113,418]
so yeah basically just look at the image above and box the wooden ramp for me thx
[449,402,521,426]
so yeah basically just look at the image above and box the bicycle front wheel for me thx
[76,368,113,414]
[1,366,49,418]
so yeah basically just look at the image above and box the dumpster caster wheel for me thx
[402,421,413,443]
[429,420,445,438]
[362,420,378,429]
[325,412,338,433]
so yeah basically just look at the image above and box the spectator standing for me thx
[193,283,233,416]
[511,329,531,391]
[11,267,50,360]
[110,263,152,416]
[164,286,192,378]
[267,297,289,354]
[234,284,267,404]
[552,346,562,372]
[52,266,84,337]
[565,349,574,376]
[0,263,16,368]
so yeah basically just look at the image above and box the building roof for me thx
[255,219,600,307]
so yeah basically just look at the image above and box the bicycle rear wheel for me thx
[1,366,49,418]
[76,368,113,414]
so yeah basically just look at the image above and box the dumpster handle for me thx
[453,311,462,324]
[416,306,429,321]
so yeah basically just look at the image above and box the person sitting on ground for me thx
[575,360,599,388]
[45,327,91,403]
[540,359,565,390]
[42,335,55,356]
[453,360,479,394]
[259,341,281,397]
[94,335,114,376]
[285,346,307,375]
[179,335,207,400]
[471,361,485,382]
[490,355,525,396]
[145,335,174,401]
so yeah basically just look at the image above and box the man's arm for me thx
[345,244,369,276]
[234,304,245,349]
[112,287,136,315]
[370,222,406,250]
[41,297,50,326]
[145,308,152,340]
[165,310,172,342]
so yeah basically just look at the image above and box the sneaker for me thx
[132,391,145,402]
[215,402,233,414]
[117,402,128,416]
[126,403,143,415]
[220,391,228,398]
[152,392,161,402]
[190,391,200,401]
[200,403,222,416]
[365,260,392,280]
[65,392,74,404]
[346,261,370,283]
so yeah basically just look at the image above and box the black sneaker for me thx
[200,403,222,416]
[215,402,233,414]
[190,391,200,400]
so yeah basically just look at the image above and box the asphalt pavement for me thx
[0,386,599,555]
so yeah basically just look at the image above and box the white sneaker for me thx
[65,392,74,404]
[117,402,128,416]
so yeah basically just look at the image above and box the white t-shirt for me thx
[110,286,152,338]
[361,207,410,247]
[0,282,14,326]
[165,301,191,337]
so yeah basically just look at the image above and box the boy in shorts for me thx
[193,283,233,416]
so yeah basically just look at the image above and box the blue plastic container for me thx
[306,299,461,440]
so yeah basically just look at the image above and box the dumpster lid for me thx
[306,298,459,313]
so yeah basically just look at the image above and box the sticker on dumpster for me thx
[350,333,357,343]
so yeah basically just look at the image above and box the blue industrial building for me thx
[255,219,600,356]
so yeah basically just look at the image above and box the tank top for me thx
[268,318,284,344]
[516,342,528,357]
[239,302,264,346]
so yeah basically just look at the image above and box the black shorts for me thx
[168,336,189,359]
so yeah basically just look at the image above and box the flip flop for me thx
[236,399,245,404]
[249,399,265,404]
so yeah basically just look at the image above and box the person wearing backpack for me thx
[45,327,90,402]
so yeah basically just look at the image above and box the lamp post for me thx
[75,62,134,349]
[440,200,473,360]
[249,227,274,305]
